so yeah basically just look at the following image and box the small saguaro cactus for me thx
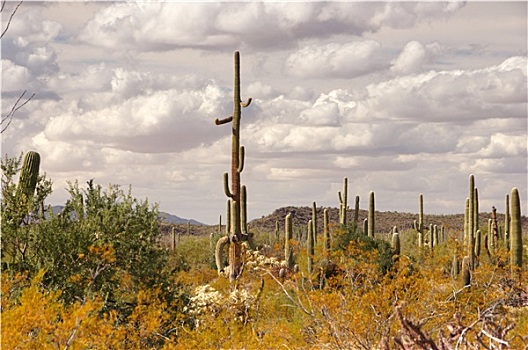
[15,151,40,225]
[415,194,424,248]
[338,177,348,225]
[323,208,330,255]
[285,213,294,269]
[510,187,522,275]
[429,224,434,250]
[171,227,177,251]
[467,175,476,270]
[452,254,460,278]
[307,219,314,275]
[214,51,253,282]
[504,194,510,250]
[461,256,471,287]
[368,191,375,238]
[354,195,360,225]
[275,220,280,246]
[392,226,400,256]
[312,201,318,243]
[17,151,41,200]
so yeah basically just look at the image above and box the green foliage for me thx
[334,223,394,275]
[1,152,52,270]
[1,154,184,323]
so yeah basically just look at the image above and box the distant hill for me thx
[159,212,204,226]
[247,206,528,237]
[50,205,528,239]
[50,206,205,226]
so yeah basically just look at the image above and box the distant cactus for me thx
[429,224,434,250]
[467,175,476,270]
[461,256,471,287]
[452,255,460,278]
[392,226,400,256]
[504,193,510,250]
[172,227,177,251]
[368,191,375,238]
[354,195,360,225]
[416,194,424,248]
[312,201,318,243]
[275,220,280,246]
[338,177,348,225]
[323,208,330,255]
[510,188,522,274]
[285,213,294,269]
[307,219,314,274]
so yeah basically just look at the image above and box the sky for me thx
[1,1,527,225]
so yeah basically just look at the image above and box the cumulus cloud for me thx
[286,41,385,78]
[391,40,443,75]
[78,2,465,51]
[43,79,230,153]
[359,56,527,122]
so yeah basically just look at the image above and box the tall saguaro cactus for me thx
[504,193,510,249]
[285,213,294,269]
[510,187,522,275]
[214,51,252,282]
[467,175,476,270]
[367,191,375,238]
[307,219,315,274]
[415,194,425,248]
[338,177,348,225]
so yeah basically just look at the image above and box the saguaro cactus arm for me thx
[223,173,233,198]
[215,115,233,125]
[240,98,252,107]
[215,236,230,275]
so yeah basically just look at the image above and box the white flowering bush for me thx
[184,284,223,317]
[244,249,284,270]
[185,282,263,327]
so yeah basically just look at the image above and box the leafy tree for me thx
[1,154,183,321]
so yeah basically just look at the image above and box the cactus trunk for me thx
[307,219,314,274]
[338,177,348,225]
[285,213,294,269]
[510,188,522,275]
[368,191,375,238]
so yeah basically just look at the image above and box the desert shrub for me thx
[334,223,394,275]
[1,155,186,323]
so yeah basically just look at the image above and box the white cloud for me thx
[361,56,527,122]
[77,2,465,51]
[391,40,442,75]
[479,134,527,158]
[2,60,31,91]
[286,41,385,78]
